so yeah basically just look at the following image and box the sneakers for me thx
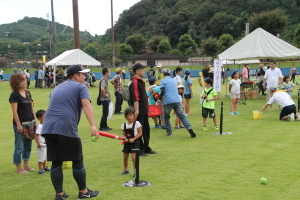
[179,125,185,129]
[100,127,112,131]
[174,126,180,129]
[38,170,45,174]
[44,167,51,171]
[55,192,69,200]
[188,129,196,138]
[152,125,160,128]
[290,113,295,121]
[215,125,219,130]
[166,132,172,136]
[296,112,300,121]
[121,170,129,175]
[229,112,235,115]
[78,189,100,199]
[234,111,240,115]
[203,126,208,131]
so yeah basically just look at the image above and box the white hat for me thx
[157,63,162,68]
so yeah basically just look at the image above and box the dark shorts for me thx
[202,107,216,118]
[280,104,296,120]
[43,134,83,162]
[122,142,138,153]
[184,93,192,99]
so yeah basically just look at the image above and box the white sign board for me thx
[213,59,222,92]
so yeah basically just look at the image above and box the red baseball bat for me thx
[98,131,125,140]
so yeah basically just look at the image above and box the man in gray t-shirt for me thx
[99,68,112,131]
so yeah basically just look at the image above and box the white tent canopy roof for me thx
[218,28,300,60]
[221,59,260,65]
[45,49,101,66]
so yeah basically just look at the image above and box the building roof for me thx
[123,52,184,61]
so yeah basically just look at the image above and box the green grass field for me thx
[1,77,300,200]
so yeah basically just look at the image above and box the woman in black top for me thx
[9,73,35,174]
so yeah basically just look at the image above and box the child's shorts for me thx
[230,93,240,99]
[122,142,137,153]
[184,93,192,99]
[202,107,216,118]
[36,146,47,162]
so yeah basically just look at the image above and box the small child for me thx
[35,110,50,174]
[146,77,161,128]
[120,107,142,175]
[282,75,295,96]
[201,78,218,131]
[229,71,241,115]
[174,85,185,129]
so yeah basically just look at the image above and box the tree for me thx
[125,34,147,54]
[157,39,172,54]
[83,45,98,58]
[177,34,197,53]
[200,37,220,57]
[218,34,234,52]
[168,49,183,56]
[119,43,133,56]
[293,23,300,46]
[147,35,167,52]
[248,8,288,36]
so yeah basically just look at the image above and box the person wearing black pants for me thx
[110,67,124,114]
[129,63,156,156]
[99,68,112,131]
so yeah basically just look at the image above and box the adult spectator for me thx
[37,67,44,88]
[42,65,100,200]
[158,68,196,137]
[201,66,210,79]
[259,87,298,121]
[155,63,165,85]
[290,65,297,83]
[263,60,283,111]
[44,67,50,88]
[242,64,250,81]
[0,68,4,82]
[34,67,39,88]
[25,69,31,89]
[110,67,124,115]
[129,63,156,156]
[147,66,156,81]
[256,64,265,82]
[99,68,113,131]
[9,73,36,174]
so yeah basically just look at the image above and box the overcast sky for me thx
[0,0,141,36]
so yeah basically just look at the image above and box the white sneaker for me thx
[290,113,295,121]
[296,112,300,121]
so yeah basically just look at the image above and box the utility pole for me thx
[5,32,10,68]
[51,0,57,57]
[111,0,115,68]
[73,0,80,49]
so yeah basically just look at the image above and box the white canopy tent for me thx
[221,59,260,65]
[45,49,101,84]
[218,27,300,61]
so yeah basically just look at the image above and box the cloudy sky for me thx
[0,0,141,36]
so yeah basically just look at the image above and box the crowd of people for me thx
[7,61,299,199]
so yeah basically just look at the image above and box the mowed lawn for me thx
[1,76,300,200]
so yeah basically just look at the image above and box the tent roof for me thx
[218,28,300,60]
[45,49,101,66]
[222,59,260,65]
[123,52,184,60]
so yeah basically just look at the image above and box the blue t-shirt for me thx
[183,77,192,95]
[38,70,44,79]
[160,76,180,104]
[146,85,161,105]
[42,79,90,138]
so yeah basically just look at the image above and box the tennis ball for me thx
[91,136,97,142]
[260,177,267,184]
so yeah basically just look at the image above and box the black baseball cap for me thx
[132,63,146,73]
[67,65,90,75]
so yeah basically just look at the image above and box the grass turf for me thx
[1,77,300,200]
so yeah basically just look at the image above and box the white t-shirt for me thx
[121,121,142,136]
[229,79,241,94]
[264,68,283,89]
[174,75,182,85]
[267,91,295,108]
[36,124,46,146]
[0,70,3,75]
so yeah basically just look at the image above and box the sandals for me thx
[24,167,36,171]
[16,170,29,174]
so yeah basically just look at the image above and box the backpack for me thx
[123,85,130,101]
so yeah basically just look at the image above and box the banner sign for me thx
[213,59,222,92]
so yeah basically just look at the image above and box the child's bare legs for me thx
[153,118,158,126]
[213,117,217,126]
[185,99,190,114]
[123,153,129,171]
[38,162,44,170]
[203,118,207,127]
[131,153,136,169]
[230,98,235,112]
[234,98,239,112]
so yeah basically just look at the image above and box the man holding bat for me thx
[129,63,157,156]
